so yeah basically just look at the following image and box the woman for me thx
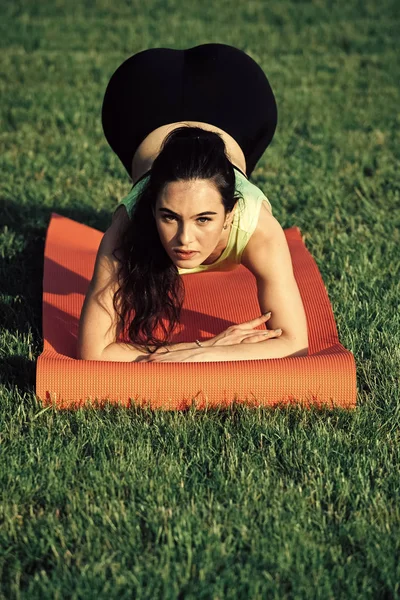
[77,44,308,363]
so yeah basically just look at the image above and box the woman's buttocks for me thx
[130,121,247,185]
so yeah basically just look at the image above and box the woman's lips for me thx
[174,250,198,260]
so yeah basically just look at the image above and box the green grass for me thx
[0,0,399,597]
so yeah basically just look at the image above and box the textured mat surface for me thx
[36,213,357,410]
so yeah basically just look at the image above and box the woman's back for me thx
[130,120,247,185]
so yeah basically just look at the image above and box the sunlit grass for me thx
[0,0,399,597]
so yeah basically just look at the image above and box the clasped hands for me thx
[136,312,282,363]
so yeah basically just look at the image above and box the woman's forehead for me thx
[157,179,224,212]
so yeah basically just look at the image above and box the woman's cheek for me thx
[203,224,222,243]
[157,222,175,244]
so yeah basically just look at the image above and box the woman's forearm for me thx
[99,337,307,363]
[100,342,148,362]
[207,337,308,361]
[100,340,199,362]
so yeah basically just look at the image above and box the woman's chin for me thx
[173,256,202,267]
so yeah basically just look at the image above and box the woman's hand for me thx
[138,348,216,363]
[136,313,283,362]
[149,313,281,355]
[202,312,282,347]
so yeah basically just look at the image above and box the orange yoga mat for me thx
[35,213,357,410]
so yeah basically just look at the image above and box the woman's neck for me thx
[200,223,232,265]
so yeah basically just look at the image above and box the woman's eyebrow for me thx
[158,208,218,217]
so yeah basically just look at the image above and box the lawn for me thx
[0,0,399,598]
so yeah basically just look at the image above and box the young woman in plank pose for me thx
[78,44,308,363]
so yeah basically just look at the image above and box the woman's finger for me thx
[236,312,272,329]
[233,329,276,339]
[240,329,282,343]
[238,329,282,342]
[214,328,282,346]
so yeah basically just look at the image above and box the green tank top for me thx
[114,165,273,275]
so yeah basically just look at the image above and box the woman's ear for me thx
[224,202,237,227]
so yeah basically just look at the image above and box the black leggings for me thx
[101,43,278,179]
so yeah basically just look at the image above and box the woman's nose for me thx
[177,223,195,245]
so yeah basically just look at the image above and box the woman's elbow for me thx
[295,346,309,357]
[76,335,104,361]
[76,346,102,361]
[281,334,309,357]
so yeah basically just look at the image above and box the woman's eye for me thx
[161,216,211,224]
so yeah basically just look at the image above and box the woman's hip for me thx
[101,43,278,178]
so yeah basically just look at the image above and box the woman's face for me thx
[154,179,233,267]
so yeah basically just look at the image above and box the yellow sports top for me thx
[114,165,272,275]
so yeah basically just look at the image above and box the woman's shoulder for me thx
[241,205,282,266]
[113,172,151,220]
[233,170,273,239]
[234,169,272,212]
[110,203,131,245]
[112,203,130,227]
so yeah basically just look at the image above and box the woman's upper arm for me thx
[241,206,309,354]
[77,207,129,360]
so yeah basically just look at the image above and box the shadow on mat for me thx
[0,194,110,395]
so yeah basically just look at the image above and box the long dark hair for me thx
[112,126,243,352]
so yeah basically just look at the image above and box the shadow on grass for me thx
[0,356,36,394]
[0,194,110,396]
[39,397,355,426]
